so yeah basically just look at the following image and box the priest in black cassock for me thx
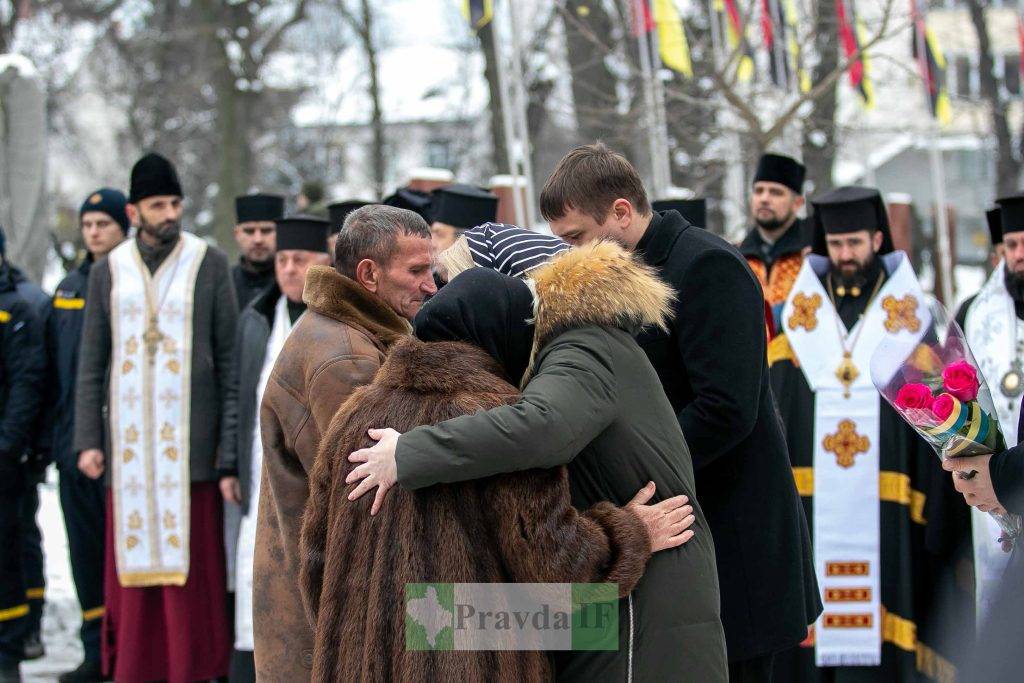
[769,187,971,682]
[231,194,284,309]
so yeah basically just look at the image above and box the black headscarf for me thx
[413,268,535,386]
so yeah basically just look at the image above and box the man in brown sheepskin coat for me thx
[252,205,436,682]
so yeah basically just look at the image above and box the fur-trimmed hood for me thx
[527,240,675,368]
[302,265,411,345]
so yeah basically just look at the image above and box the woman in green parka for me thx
[349,241,728,682]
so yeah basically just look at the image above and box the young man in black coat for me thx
[49,189,129,683]
[539,144,821,680]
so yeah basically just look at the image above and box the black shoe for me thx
[21,632,43,661]
[58,661,106,683]
[0,662,21,683]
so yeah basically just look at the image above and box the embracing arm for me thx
[484,466,653,598]
[396,331,618,490]
[674,250,766,469]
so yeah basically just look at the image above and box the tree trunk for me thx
[359,0,386,198]
[966,0,1021,198]
[479,21,509,175]
[197,0,252,252]
[562,0,628,149]
[801,0,839,196]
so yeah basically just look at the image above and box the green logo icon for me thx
[405,583,455,651]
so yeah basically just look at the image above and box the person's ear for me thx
[794,195,806,213]
[354,258,379,292]
[872,229,884,253]
[613,198,633,227]
[126,203,140,227]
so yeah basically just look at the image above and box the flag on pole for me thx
[836,0,873,108]
[632,0,655,37]
[716,0,756,82]
[783,0,811,93]
[462,0,493,31]
[760,0,789,88]
[910,0,951,125]
[1017,10,1024,81]
[653,0,694,77]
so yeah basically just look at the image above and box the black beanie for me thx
[235,193,285,224]
[753,153,805,194]
[80,188,130,233]
[275,215,329,253]
[129,152,183,204]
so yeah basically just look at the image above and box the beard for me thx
[834,252,878,290]
[140,216,181,244]
[755,211,793,232]
[1005,263,1024,298]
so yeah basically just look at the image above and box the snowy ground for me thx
[20,468,87,682]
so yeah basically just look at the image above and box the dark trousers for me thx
[58,467,106,664]
[19,465,46,635]
[0,472,26,666]
[729,652,775,683]
[228,649,255,683]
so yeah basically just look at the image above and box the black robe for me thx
[231,258,275,310]
[769,275,973,682]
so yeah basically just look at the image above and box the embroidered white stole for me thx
[108,233,207,587]
[783,252,929,666]
[965,262,1020,624]
[235,295,296,650]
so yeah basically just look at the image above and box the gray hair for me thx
[333,204,431,278]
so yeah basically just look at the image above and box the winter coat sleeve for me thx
[216,317,245,477]
[396,329,619,490]
[72,260,111,455]
[991,445,1024,515]
[0,298,44,458]
[210,251,239,455]
[483,466,652,598]
[674,250,766,470]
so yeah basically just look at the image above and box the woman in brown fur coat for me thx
[300,334,687,681]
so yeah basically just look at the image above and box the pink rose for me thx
[942,360,980,402]
[895,383,935,411]
[931,393,958,422]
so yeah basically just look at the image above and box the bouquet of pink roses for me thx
[870,300,1020,546]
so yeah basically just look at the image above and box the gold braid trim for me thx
[790,469,926,525]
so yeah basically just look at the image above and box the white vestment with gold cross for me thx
[782,251,930,666]
[107,233,207,587]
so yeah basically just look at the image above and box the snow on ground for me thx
[21,467,86,682]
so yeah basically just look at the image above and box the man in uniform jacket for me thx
[0,245,45,683]
[346,144,820,683]
[0,228,51,663]
[49,189,128,683]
